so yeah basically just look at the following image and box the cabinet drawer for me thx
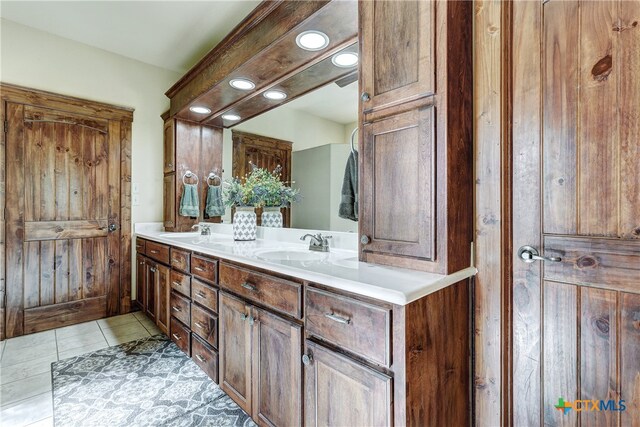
[192,279,218,313]
[170,291,191,327]
[170,269,191,298]
[191,255,217,284]
[191,334,218,383]
[191,304,218,349]
[170,248,191,273]
[305,287,391,366]
[220,262,302,319]
[135,237,146,255]
[170,317,191,356]
[146,241,170,264]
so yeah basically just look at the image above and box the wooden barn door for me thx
[5,103,122,337]
[511,1,640,426]
[231,131,292,227]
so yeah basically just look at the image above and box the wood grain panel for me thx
[24,242,40,309]
[252,307,302,427]
[621,292,640,427]
[24,119,40,222]
[68,238,82,301]
[82,127,96,221]
[39,241,55,306]
[69,121,83,220]
[82,238,95,298]
[54,240,69,304]
[543,236,640,292]
[5,102,25,337]
[578,1,618,237]
[119,120,131,314]
[191,303,218,349]
[543,281,578,427]
[542,0,578,235]
[95,131,108,220]
[170,316,191,356]
[580,287,617,427]
[23,295,107,333]
[511,1,543,425]
[54,123,69,221]
[619,0,640,239]
[24,220,108,241]
[191,334,218,383]
[40,122,55,221]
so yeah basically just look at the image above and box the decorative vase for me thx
[233,207,257,241]
[261,207,283,228]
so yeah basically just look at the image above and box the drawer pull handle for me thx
[195,291,207,298]
[172,306,181,312]
[195,354,206,363]
[172,333,181,341]
[150,250,159,254]
[241,282,256,292]
[194,322,205,329]
[194,266,205,272]
[171,258,181,263]
[325,312,351,325]
[149,267,158,273]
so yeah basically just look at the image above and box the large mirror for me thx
[220,77,359,233]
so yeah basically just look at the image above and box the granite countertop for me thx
[135,228,476,306]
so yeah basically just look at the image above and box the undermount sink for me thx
[254,248,327,262]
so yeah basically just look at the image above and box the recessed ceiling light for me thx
[295,30,330,51]
[229,78,255,90]
[263,90,287,100]
[332,52,358,68]
[221,113,241,121]
[190,106,211,114]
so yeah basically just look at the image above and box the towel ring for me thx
[207,171,222,187]
[350,127,358,154]
[182,170,199,185]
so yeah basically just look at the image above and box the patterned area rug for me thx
[52,335,256,427]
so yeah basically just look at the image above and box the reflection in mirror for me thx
[221,80,358,233]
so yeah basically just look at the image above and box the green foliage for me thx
[223,164,301,208]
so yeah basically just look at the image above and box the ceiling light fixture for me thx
[190,106,211,114]
[295,30,330,51]
[263,90,287,100]
[221,113,241,121]
[331,52,358,68]
[229,78,255,90]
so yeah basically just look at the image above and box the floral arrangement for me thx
[223,164,300,208]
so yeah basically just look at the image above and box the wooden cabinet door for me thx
[135,254,147,312]
[303,340,392,427]
[360,0,434,113]
[251,307,302,427]
[163,119,175,174]
[360,106,435,264]
[145,261,157,322]
[219,292,253,413]
[163,174,175,229]
[155,263,170,335]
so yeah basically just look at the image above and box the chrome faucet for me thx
[192,224,211,235]
[301,233,332,252]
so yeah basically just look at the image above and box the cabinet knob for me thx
[302,354,313,366]
[361,92,371,102]
[360,235,371,245]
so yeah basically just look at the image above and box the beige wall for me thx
[1,18,181,298]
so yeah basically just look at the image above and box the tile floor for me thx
[0,312,162,427]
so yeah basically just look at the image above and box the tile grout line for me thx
[0,390,52,411]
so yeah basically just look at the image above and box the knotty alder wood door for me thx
[512,1,640,426]
[5,103,123,337]
[232,131,292,227]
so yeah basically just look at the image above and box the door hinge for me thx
[3,120,8,133]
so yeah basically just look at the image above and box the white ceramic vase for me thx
[261,207,283,228]
[233,207,257,241]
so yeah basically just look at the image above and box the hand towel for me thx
[179,183,199,217]
[205,185,225,218]
[338,151,358,221]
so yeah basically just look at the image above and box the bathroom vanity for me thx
[135,226,475,426]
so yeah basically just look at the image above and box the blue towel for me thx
[179,183,199,217]
[205,185,225,217]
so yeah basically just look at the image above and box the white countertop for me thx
[135,225,476,306]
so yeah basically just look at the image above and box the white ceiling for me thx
[0,0,358,123]
[283,80,359,125]
[0,1,260,73]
